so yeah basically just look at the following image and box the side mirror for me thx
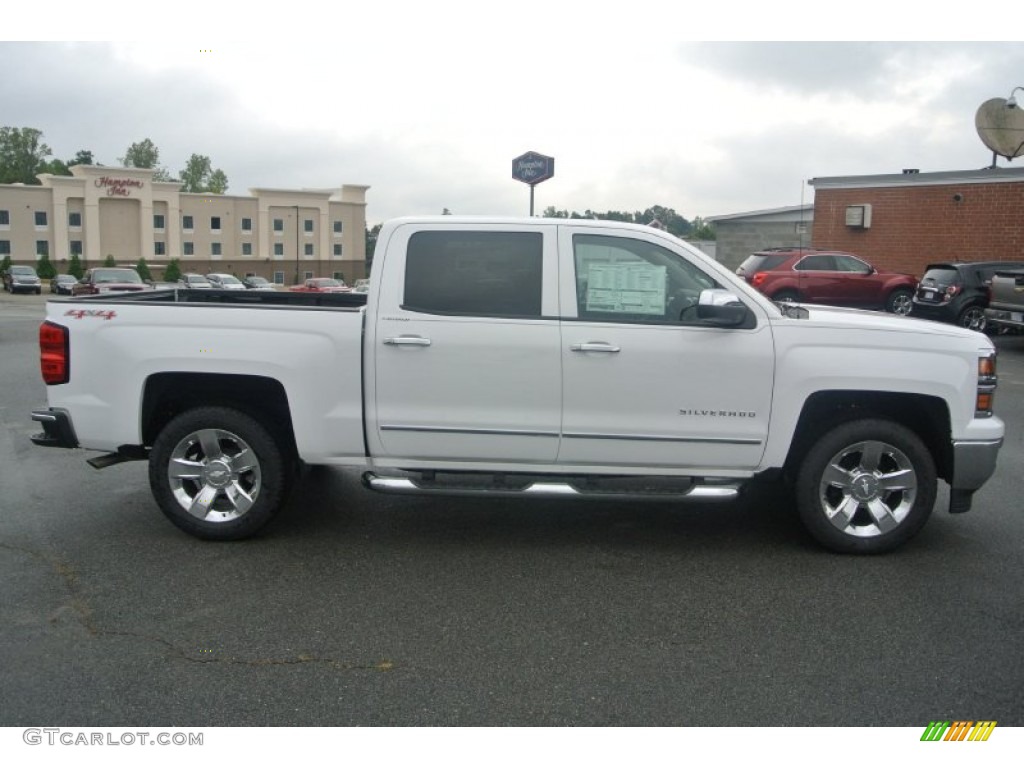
[697,289,754,328]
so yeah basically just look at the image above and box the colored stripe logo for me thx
[920,721,997,741]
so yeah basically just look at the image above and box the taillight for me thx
[976,352,997,417]
[945,285,961,298]
[752,272,767,287]
[39,321,69,385]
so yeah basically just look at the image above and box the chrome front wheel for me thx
[796,419,936,553]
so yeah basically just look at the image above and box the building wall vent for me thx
[845,204,872,229]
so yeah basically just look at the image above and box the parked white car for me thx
[206,273,247,290]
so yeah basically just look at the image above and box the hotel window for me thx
[304,219,314,234]
[242,243,252,256]
[70,241,82,256]
[154,241,166,256]
[0,240,10,255]
[35,211,48,227]
[210,216,221,232]
[0,210,9,227]
[154,214,165,231]
[274,243,284,256]
[183,215,194,231]
[273,271,284,284]
[333,220,343,234]
[36,240,49,256]
[68,212,82,228]
[333,244,342,257]
[304,271,314,280]
[241,217,252,232]
[332,271,344,281]
[273,218,283,233]
[184,242,194,256]
[304,243,314,256]
[211,242,222,256]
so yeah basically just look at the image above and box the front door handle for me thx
[570,342,621,353]
[384,335,432,347]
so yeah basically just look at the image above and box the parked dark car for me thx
[3,265,42,294]
[71,268,150,296]
[242,276,276,291]
[910,261,1024,331]
[50,274,78,294]
[735,248,917,314]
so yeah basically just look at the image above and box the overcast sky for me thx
[4,4,1023,226]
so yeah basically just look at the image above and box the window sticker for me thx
[585,263,666,315]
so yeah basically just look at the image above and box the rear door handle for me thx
[570,342,621,353]
[384,335,432,347]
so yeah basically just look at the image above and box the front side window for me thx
[573,234,718,324]
[68,212,82,228]
[404,231,543,317]
[35,211,47,227]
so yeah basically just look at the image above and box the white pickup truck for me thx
[31,217,1004,553]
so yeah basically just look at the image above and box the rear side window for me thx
[404,231,543,317]
[738,253,788,273]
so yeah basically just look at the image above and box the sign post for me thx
[512,151,555,216]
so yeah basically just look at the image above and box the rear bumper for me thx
[30,408,80,449]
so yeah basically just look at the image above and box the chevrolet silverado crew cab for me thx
[30,217,1004,554]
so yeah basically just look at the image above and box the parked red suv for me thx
[735,248,918,314]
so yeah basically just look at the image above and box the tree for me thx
[135,257,152,281]
[121,139,171,180]
[69,149,94,166]
[163,258,182,282]
[690,216,716,240]
[365,223,382,264]
[0,255,11,274]
[178,154,228,194]
[103,255,117,267]
[0,126,52,184]
[67,253,84,279]
[36,253,57,279]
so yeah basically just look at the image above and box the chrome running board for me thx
[362,472,739,502]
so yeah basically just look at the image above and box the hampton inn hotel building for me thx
[0,165,369,283]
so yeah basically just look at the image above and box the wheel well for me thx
[141,373,297,458]
[785,391,952,482]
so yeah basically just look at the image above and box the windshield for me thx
[213,275,242,285]
[94,269,142,283]
[315,279,343,286]
[11,266,37,276]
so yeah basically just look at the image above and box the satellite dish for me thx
[976,98,1024,160]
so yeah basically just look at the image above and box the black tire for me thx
[886,289,913,315]
[795,419,936,554]
[148,406,288,540]
[957,305,986,332]
[772,290,801,303]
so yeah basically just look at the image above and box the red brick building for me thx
[809,167,1024,276]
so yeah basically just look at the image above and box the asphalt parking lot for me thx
[1,289,1022,727]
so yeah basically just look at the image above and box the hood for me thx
[774,302,988,342]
